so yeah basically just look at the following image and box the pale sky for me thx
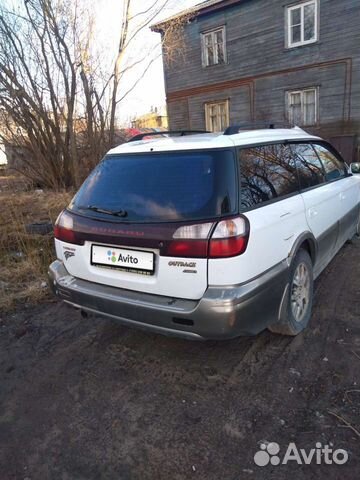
[95,0,200,125]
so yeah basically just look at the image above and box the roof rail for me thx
[223,122,291,135]
[128,130,210,143]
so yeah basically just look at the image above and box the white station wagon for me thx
[49,126,360,339]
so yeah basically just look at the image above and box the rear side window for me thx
[313,144,346,181]
[239,144,299,209]
[291,143,325,189]
[70,150,237,223]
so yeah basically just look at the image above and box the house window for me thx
[287,88,317,126]
[287,0,318,48]
[205,101,229,132]
[201,27,226,67]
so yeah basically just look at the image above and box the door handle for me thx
[339,193,346,201]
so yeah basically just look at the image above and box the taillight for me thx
[162,217,249,259]
[164,239,209,257]
[162,222,213,258]
[54,210,84,245]
[173,223,213,239]
[209,217,249,258]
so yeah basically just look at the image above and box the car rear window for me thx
[70,150,237,222]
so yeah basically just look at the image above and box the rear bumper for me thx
[48,260,289,340]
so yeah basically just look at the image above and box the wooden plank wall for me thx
[163,0,360,155]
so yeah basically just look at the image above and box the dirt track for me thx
[1,241,360,479]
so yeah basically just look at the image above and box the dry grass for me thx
[0,173,73,312]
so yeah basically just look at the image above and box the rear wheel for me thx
[269,249,313,336]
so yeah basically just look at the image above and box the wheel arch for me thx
[273,233,316,335]
[288,232,317,266]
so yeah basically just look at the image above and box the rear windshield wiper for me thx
[86,205,128,217]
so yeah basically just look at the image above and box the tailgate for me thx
[55,218,208,300]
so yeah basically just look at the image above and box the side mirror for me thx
[350,163,360,174]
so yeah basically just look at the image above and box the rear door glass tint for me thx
[239,144,299,209]
[291,143,325,189]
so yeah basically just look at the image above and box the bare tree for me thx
[0,0,81,187]
[154,8,195,67]
[107,0,185,146]
[0,0,190,189]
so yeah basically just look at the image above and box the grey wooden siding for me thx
[187,85,251,129]
[167,99,190,130]
[162,0,360,159]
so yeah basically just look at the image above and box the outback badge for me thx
[168,261,196,268]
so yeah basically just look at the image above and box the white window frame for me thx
[205,100,230,132]
[201,26,227,67]
[287,88,318,126]
[286,0,319,48]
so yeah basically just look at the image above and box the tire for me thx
[268,249,314,336]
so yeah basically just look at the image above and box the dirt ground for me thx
[1,241,360,480]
